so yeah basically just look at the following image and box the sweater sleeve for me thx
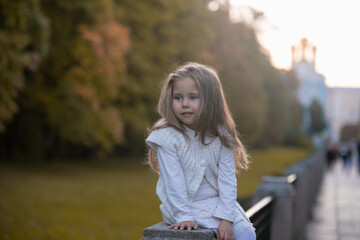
[146,127,182,153]
[146,127,194,223]
[156,146,194,223]
[213,146,237,222]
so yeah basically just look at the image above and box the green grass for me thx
[0,146,311,239]
[237,146,312,197]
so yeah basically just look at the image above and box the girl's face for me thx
[172,77,200,130]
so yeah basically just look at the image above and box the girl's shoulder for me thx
[150,120,183,137]
[146,121,186,151]
[149,125,182,139]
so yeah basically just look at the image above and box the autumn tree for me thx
[205,8,266,146]
[114,0,214,150]
[204,5,305,147]
[0,0,49,132]
[1,0,130,158]
[0,0,308,159]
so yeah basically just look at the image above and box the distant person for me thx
[340,145,352,169]
[340,145,347,162]
[145,62,255,240]
[326,143,337,167]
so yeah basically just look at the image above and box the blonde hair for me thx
[147,62,249,173]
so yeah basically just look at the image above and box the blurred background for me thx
[0,0,359,239]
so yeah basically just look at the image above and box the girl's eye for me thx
[174,96,182,101]
[190,95,199,100]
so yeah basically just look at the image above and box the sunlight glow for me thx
[229,0,360,88]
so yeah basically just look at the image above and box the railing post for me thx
[285,147,326,240]
[252,176,295,240]
[285,163,309,240]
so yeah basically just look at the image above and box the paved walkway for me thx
[306,146,360,240]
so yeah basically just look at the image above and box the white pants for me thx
[234,224,256,240]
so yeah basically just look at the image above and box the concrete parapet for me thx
[285,162,309,240]
[141,222,216,240]
[285,147,325,240]
[253,176,295,240]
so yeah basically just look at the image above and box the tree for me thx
[0,0,49,132]
[340,124,359,142]
[260,68,287,145]
[1,0,131,158]
[1,0,215,158]
[309,99,326,134]
[114,0,214,151]
[205,8,267,146]
[1,0,310,159]
[281,70,304,145]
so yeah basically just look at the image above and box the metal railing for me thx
[245,173,298,240]
[245,195,274,240]
[286,173,297,185]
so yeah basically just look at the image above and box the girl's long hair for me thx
[147,62,249,174]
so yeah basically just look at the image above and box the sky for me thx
[228,0,360,88]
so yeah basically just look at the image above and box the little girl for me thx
[146,62,256,240]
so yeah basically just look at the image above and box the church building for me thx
[291,38,360,142]
[291,38,327,135]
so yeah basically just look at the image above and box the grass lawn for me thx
[0,146,311,239]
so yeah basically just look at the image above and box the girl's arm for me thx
[156,146,197,229]
[213,147,237,239]
[213,147,237,222]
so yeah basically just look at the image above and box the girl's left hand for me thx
[168,221,198,231]
[217,219,233,240]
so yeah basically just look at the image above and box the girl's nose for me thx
[182,98,189,107]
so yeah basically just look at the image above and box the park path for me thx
[305,145,360,240]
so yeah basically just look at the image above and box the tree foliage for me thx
[309,99,326,134]
[281,70,304,145]
[38,0,129,153]
[206,9,266,146]
[0,0,305,159]
[0,0,49,132]
[205,7,303,147]
[113,0,214,150]
[340,123,359,141]
[1,0,130,158]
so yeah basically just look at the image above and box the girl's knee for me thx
[236,226,256,240]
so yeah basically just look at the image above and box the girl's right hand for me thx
[217,219,233,240]
[168,221,199,231]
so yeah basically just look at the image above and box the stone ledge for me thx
[141,222,216,240]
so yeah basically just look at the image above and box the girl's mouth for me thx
[182,112,193,117]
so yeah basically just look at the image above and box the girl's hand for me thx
[168,221,199,231]
[217,219,233,240]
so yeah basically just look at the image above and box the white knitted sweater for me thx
[146,125,244,223]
